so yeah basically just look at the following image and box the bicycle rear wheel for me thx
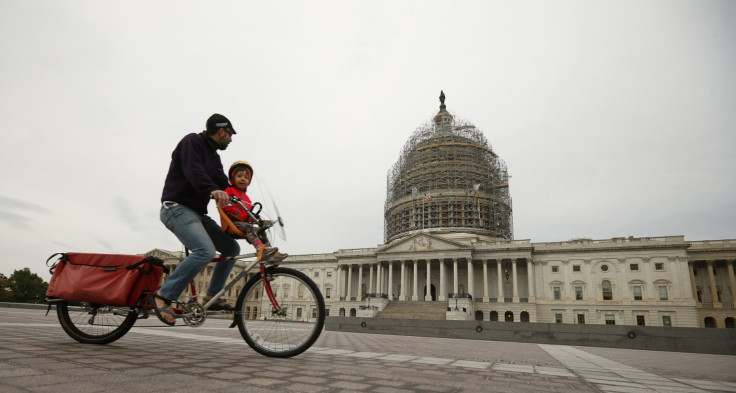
[56,301,137,344]
[235,266,325,357]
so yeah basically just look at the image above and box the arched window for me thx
[475,310,483,321]
[602,280,613,300]
[520,311,530,322]
[704,317,716,328]
[490,311,498,321]
[726,317,735,328]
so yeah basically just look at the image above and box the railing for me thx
[520,298,528,303]
[364,293,388,299]
[701,302,714,308]
[488,297,497,302]
[723,303,735,309]
[447,293,473,299]
[504,297,513,302]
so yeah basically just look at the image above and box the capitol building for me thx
[149,93,736,329]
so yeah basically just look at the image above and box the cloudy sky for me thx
[1,1,734,281]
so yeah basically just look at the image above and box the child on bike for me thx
[224,161,287,264]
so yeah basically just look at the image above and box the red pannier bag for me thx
[46,252,165,307]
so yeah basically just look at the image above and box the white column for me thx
[512,258,519,302]
[527,259,535,300]
[336,266,343,299]
[453,258,459,295]
[399,261,406,301]
[439,259,446,301]
[727,260,736,305]
[357,264,363,301]
[388,261,394,300]
[497,259,504,302]
[467,259,475,300]
[377,262,382,294]
[483,259,489,302]
[412,260,419,301]
[425,260,432,301]
[707,261,721,307]
[369,264,374,294]
[346,265,352,301]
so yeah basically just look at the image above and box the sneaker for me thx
[257,245,279,262]
[270,252,289,265]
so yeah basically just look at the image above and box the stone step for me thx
[376,300,448,320]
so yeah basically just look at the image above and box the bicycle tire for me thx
[56,301,137,344]
[235,266,325,357]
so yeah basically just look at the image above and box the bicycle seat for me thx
[216,207,249,239]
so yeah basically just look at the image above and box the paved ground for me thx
[1,307,735,393]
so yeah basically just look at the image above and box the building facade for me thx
[146,94,736,328]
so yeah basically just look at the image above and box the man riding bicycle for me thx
[153,113,240,326]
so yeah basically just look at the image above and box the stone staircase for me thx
[375,300,447,320]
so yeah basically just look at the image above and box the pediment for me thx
[143,248,183,260]
[378,233,472,254]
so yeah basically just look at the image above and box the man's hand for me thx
[211,190,229,206]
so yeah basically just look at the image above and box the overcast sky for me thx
[1,1,734,281]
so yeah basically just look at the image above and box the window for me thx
[327,271,332,277]
[296,308,303,318]
[325,287,332,299]
[325,308,330,316]
[577,314,585,324]
[575,286,583,300]
[573,265,581,272]
[633,286,643,301]
[658,286,668,300]
[605,315,616,325]
[655,263,664,271]
[602,280,613,300]
[283,285,290,298]
[553,286,561,300]
[600,265,609,272]
[630,263,639,271]
[552,266,559,273]
[314,271,319,278]
[312,308,317,318]
[555,313,563,323]
[636,315,646,326]
[662,316,672,327]
[298,285,305,299]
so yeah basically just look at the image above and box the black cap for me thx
[206,113,236,134]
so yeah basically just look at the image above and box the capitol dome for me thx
[384,92,513,242]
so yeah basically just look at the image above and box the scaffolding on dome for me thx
[384,101,513,243]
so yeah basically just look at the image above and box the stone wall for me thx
[325,316,736,355]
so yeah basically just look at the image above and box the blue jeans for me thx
[158,204,240,302]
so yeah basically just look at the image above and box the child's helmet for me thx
[229,161,253,183]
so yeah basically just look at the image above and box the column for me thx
[453,258,459,295]
[512,258,519,302]
[688,262,698,303]
[727,260,736,306]
[497,259,504,303]
[388,261,394,300]
[369,264,374,294]
[347,265,352,301]
[357,264,363,301]
[399,261,406,301]
[527,259,535,300]
[467,259,475,300]
[377,262,382,295]
[412,260,419,301]
[336,266,342,300]
[707,261,721,307]
[439,259,447,301]
[482,259,489,302]
[425,260,432,301]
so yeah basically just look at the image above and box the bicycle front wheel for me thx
[56,301,137,344]
[235,266,325,357]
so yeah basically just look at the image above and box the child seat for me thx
[216,206,249,240]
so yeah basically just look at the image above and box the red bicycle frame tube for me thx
[260,263,281,312]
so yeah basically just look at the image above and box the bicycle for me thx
[49,197,325,358]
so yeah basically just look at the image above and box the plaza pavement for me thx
[1,307,735,393]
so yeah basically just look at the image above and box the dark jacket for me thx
[161,132,229,215]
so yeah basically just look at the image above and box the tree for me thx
[8,268,48,303]
[0,273,12,302]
